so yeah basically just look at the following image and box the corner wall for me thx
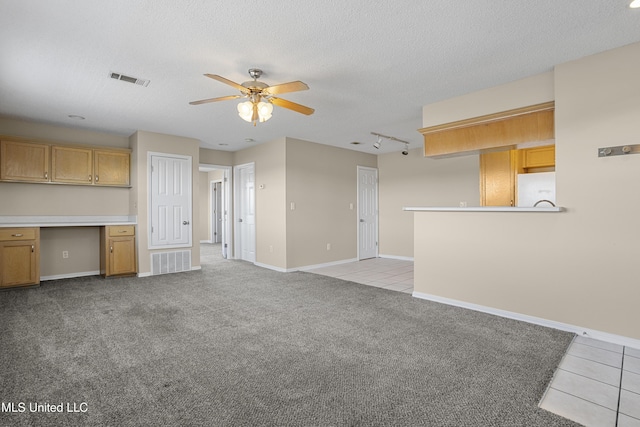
[378,148,479,258]
[233,138,287,269]
[131,130,201,275]
[413,42,640,341]
[285,138,376,268]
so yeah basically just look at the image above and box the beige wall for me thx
[422,71,555,126]
[199,147,233,166]
[378,147,479,258]
[234,138,287,269]
[413,42,640,341]
[131,130,201,275]
[0,118,131,276]
[285,138,376,268]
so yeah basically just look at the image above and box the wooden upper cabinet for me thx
[0,138,131,187]
[0,140,50,182]
[94,149,130,186]
[520,145,555,170]
[51,145,94,184]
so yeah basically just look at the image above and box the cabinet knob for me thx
[12,233,23,237]
[110,246,113,253]
[44,172,48,179]
[89,175,92,181]
[31,245,34,252]
[95,175,99,182]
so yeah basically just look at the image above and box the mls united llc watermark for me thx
[2,402,88,413]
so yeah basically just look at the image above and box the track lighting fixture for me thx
[371,132,411,155]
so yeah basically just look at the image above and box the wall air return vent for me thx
[151,250,191,276]
[109,71,150,87]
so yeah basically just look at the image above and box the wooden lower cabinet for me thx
[0,228,40,288]
[100,225,137,277]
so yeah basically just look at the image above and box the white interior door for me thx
[234,163,256,262]
[150,153,192,248]
[358,166,378,260]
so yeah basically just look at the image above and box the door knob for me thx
[239,218,243,222]
[183,221,190,225]
[359,219,365,222]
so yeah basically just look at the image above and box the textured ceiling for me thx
[1,1,639,154]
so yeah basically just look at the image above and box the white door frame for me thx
[199,164,232,259]
[210,180,223,243]
[357,166,379,260]
[233,162,256,262]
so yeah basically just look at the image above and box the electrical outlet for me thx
[269,245,274,253]
[326,243,331,251]
[62,251,69,259]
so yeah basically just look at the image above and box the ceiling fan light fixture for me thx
[237,101,254,122]
[257,101,273,122]
[631,0,640,8]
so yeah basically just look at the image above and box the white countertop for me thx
[403,206,564,213]
[0,215,137,227]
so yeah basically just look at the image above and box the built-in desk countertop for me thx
[0,215,137,228]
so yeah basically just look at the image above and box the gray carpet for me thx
[0,247,579,426]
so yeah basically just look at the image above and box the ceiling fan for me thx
[189,68,314,125]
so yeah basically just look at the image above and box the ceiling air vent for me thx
[109,71,150,87]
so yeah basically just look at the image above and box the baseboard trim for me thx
[379,254,414,261]
[296,258,359,272]
[412,291,640,350]
[254,262,289,273]
[41,271,100,281]
[200,240,213,244]
[191,266,201,271]
[138,272,152,278]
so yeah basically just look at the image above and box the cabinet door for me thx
[51,145,94,184]
[522,145,555,169]
[0,241,38,288]
[480,150,515,206]
[94,150,130,186]
[0,140,50,182]
[108,237,136,276]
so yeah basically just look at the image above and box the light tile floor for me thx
[308,258,640,427]
[539,336,640,427]
[307,257,414,294]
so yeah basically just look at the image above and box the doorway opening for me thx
[199,164,232,261]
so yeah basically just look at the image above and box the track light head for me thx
[402,143,409,155]
[373,136,382,149]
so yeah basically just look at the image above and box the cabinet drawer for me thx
[0,228,37,241]
[108,225,135,237]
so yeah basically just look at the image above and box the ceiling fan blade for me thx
[204,74,249,93]
[270,97,315,115]
[189,95,241,105]
[262,81,309,96]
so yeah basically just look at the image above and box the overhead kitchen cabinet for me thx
[0,140,50,182]
[0,137,131,187]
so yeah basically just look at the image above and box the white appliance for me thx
[517,172,556,207]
